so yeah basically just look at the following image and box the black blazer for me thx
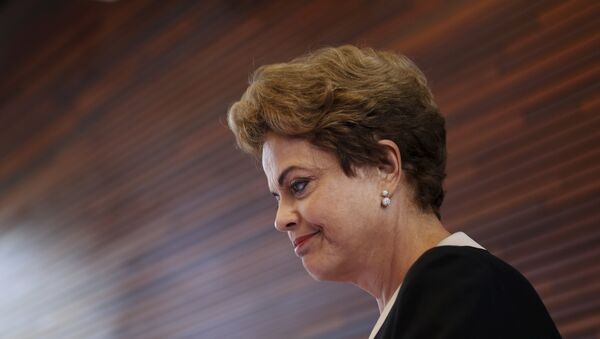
[375,246,562,338]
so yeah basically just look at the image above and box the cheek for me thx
[300,177,379,239]
[299,191,332,228]
[300,191,362,240]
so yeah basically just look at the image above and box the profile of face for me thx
[262,134,394,282]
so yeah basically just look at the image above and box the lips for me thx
[293,231,320,248]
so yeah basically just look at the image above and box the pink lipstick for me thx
[293,231,319,255]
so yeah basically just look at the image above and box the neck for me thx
[354,209,450,313]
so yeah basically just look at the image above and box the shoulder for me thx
[404,245,520,288]
[402,246,553,321]
[399,246,516,327]
[375,246,562,339]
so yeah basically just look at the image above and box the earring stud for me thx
[381,190,391,207]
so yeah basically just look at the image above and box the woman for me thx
[227,45,561,338]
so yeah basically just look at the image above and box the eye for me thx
[290,179,309,195]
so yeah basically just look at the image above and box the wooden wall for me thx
[1,0,598,338]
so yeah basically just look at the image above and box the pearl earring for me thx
[381,190,391,207]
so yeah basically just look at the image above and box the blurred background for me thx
[0,0,598,338]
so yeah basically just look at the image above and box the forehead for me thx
[261,134,336,180]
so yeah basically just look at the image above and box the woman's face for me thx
[262,134,387,282]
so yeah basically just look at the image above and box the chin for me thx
[302,256,348,282]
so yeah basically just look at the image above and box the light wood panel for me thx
[0,0,598,338]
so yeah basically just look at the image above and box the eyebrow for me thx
[278,165,302,187]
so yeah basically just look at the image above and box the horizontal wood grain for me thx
[0,0,598,338]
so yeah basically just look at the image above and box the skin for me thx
[262,133,450,312]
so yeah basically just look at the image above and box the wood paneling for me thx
[1,0,598,338]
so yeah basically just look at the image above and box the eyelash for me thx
[290,179,309,195]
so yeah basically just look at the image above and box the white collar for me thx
[436,231,485,249]
[367,232,485,339]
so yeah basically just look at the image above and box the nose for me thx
[274,200,298,232]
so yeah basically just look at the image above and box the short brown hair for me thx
[228,45,446,219]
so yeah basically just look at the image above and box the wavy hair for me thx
[228,45,446,219]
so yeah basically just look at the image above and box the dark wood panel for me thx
[0,0,598,338]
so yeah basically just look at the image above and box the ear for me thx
[376,139,402,193]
